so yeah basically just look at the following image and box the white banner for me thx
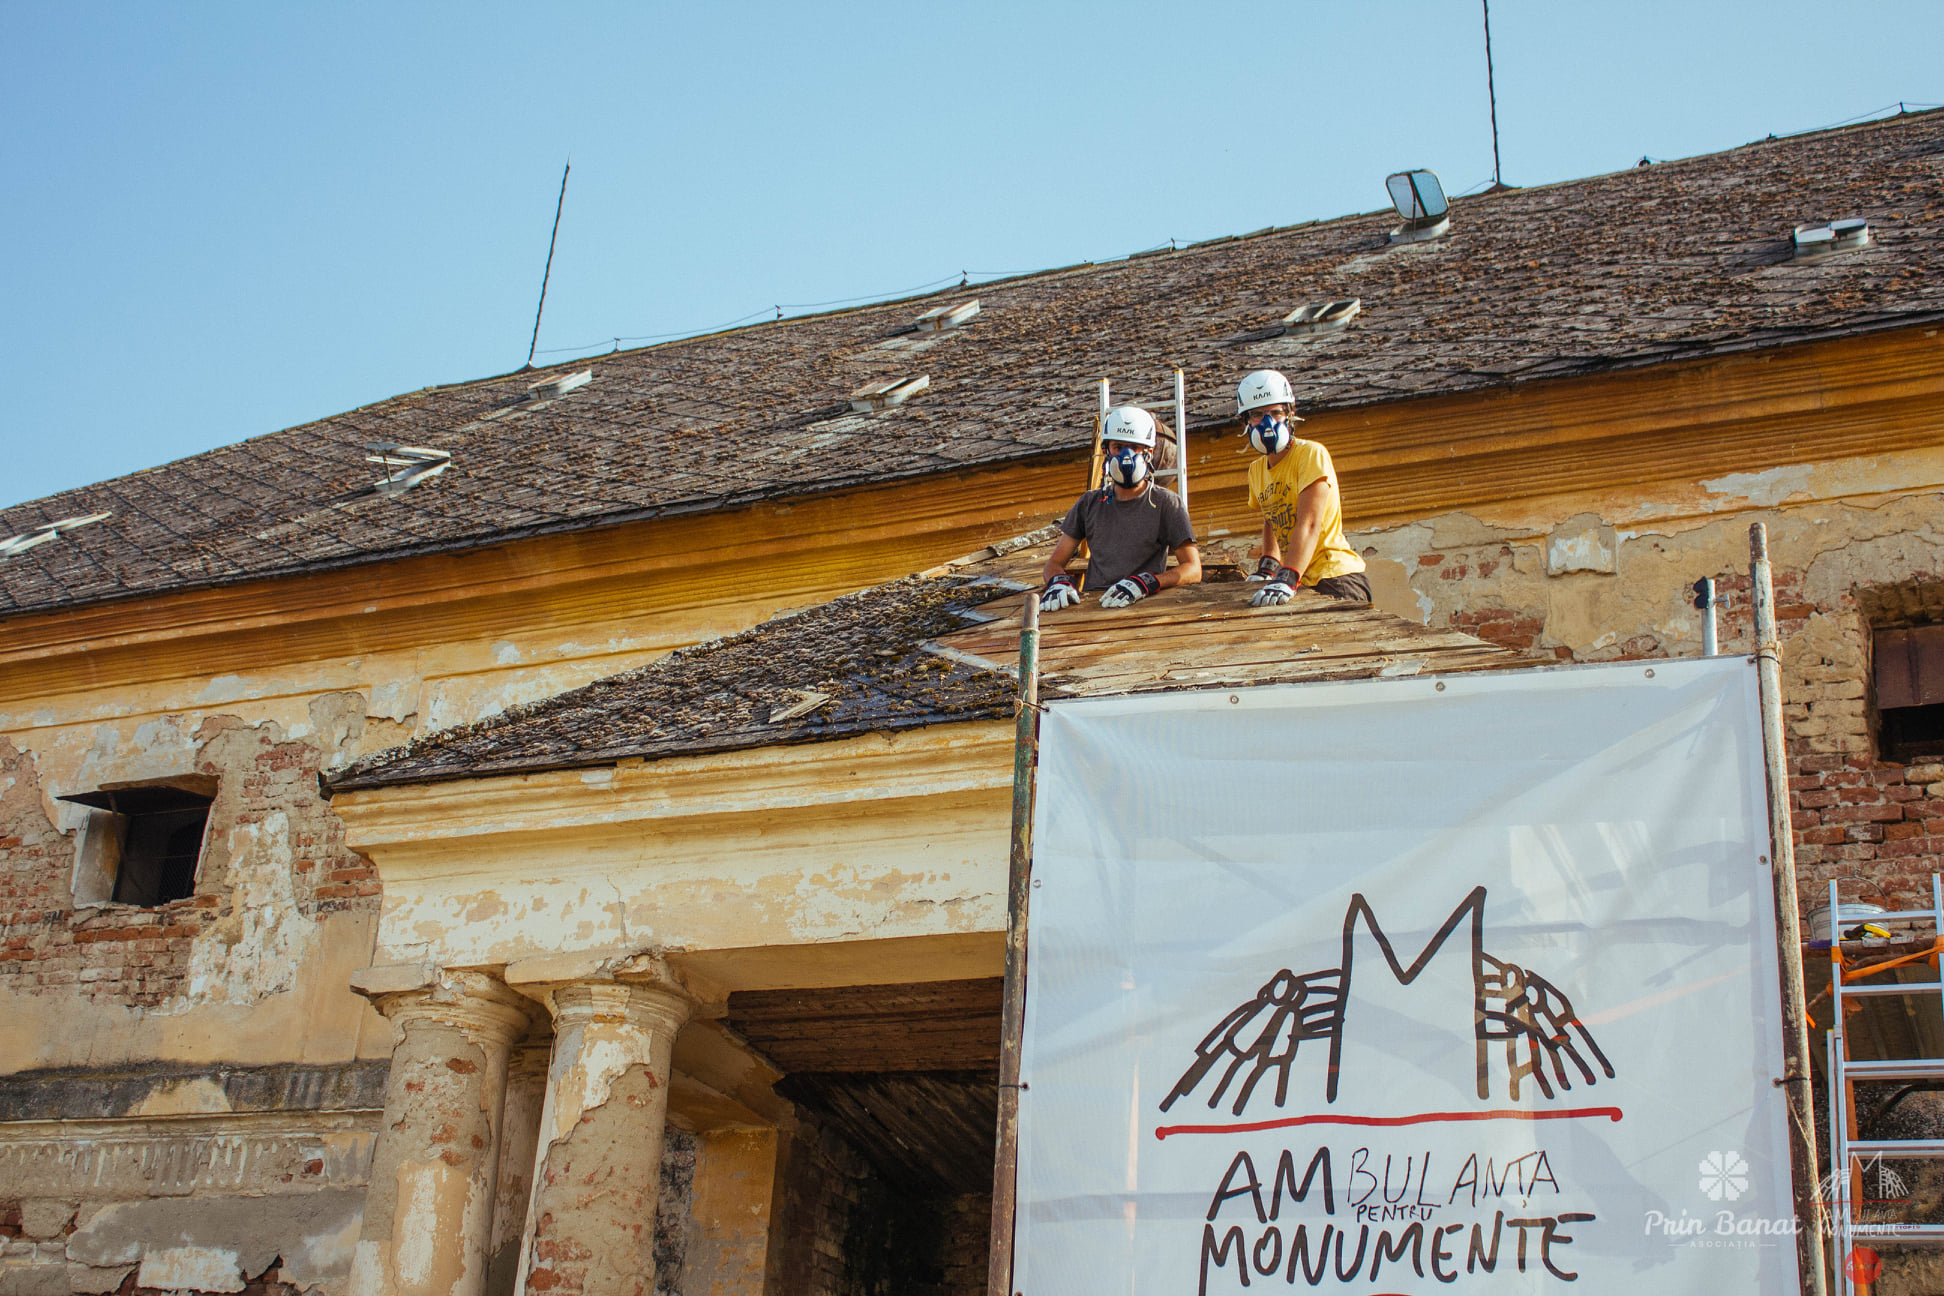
[1015,657,1799,1294]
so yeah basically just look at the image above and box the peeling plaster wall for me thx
[1,570,1005,1295]
[0,714,384,1072]
[0,589,844,1070]
[0,626,692,1296]
[673,1130,777,1296]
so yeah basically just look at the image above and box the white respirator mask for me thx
[1246,413,1293,456]
[1105,445,1151,488]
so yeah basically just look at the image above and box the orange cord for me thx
[1839,935,1944,983]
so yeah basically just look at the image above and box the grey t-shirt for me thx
[1058,485,1195,590]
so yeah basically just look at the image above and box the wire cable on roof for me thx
[1769,100,1944,142]
[773,274,965,310]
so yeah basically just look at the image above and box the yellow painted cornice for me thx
[1239,322,1944,531]
[333,720,1014,862]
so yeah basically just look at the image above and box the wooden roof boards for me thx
[725,978,1003,1074]
[936,551,1521,698]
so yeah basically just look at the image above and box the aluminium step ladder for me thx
[1087,373,1192,511]
[1826,874,1944,1294]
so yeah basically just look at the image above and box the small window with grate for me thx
[1876,625,1944,763]
[61,780,214,907]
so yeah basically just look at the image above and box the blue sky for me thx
[3,1,1939,509]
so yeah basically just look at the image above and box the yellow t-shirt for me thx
[1246,439,1365,585]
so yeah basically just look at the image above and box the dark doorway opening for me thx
[729,978,1002,1296]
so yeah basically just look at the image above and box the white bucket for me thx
[1805,901,1888,942]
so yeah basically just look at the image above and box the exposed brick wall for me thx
[0,717,378,1011]
[1775,584,1944,915]
[764,1112,988,1296]
[932,1193,992,1296]
[1663,569,1942,914]
[1450,606,1554,654]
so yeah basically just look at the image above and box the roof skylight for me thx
[0,511,111,559]
[365,444,452,495]
[849,375,930,412]
[526,369,593,401]
[1385,170,1451,244]
[1793,218,1873,259]
[915,300,980,333]
[1283,298,1362,334]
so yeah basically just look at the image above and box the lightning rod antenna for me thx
[1482,1,1503,189]
[525,159,571,369]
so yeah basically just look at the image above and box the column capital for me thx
[358,968,533,1051]
[547,979,692,1038]
[503,946,693,1029]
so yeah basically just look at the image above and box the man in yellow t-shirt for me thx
[1235,369,1369,606]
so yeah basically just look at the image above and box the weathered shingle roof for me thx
[327,536,1522,791]
[10,110,1944,618]
[325,568,1027,791]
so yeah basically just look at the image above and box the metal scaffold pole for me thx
[988,591,1041,1296]
[1173,368,1190,515]
[1752,521,1830,1296]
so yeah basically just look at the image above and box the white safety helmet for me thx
[1235,369,1299,417]
[1101,405,1158,449]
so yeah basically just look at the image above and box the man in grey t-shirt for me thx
[1040,406,1202,612]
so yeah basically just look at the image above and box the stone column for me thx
[485,1032,553,1296]
[348,967,533,1296]
[512,977,692,1296]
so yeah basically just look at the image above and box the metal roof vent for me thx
[1793,218,1873,259]
[365,444,452,495]
[914,300,980,333]
[0,511,111,559]
[849,375,930,412]
[526,369,592,401]
[1385,170,1450,244]
[1282,298,1362,334]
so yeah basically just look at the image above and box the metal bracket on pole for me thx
[988,591,1041,1296]
[1752,523,1830,1296]
[1693,576,1720,656]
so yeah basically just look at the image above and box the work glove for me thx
[1040,574,1081,612]
[1249,566,1303,607]
[1099,571,1162,609]
[1246,555,1281,582]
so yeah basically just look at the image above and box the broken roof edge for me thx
[322,561,1037,796]
[322,708,1013,797]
